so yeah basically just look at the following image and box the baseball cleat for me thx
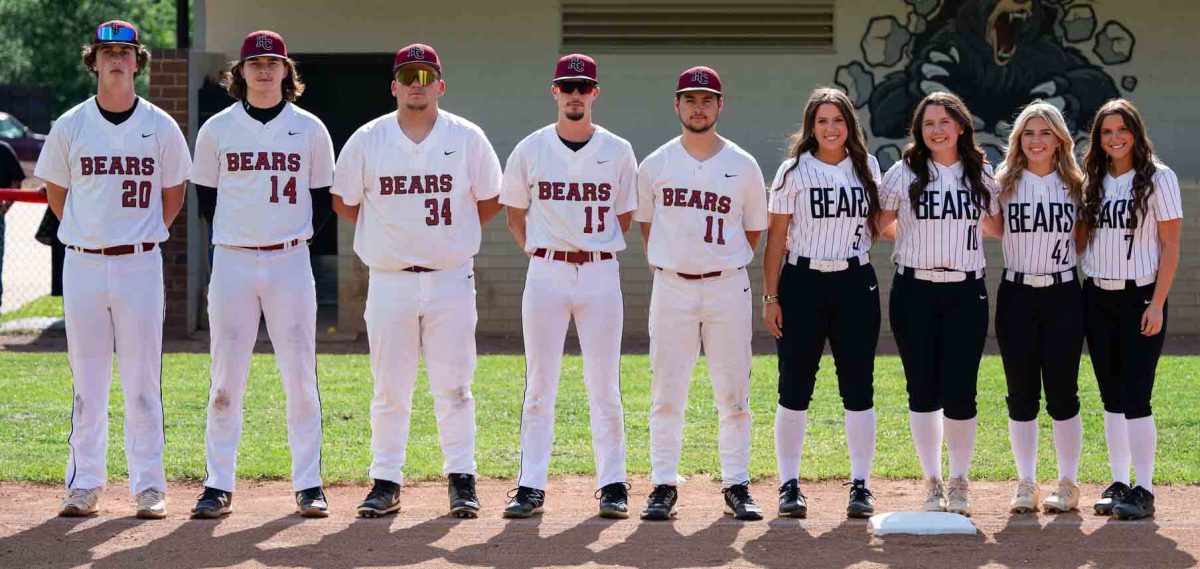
[777,479,807,518]
[923,477,947,512]
[503,486,545,519]
[59,487,100,517]
[846,479,875,519]
[448,473,480,519]
[723,482,764,521]
[191,487,232,519]
[1113,486,1155,520]
[641,485,678,521]
[1009,479,1040,514]
[296,486,329,518]
[1094,481,1130,516]
[1042,479,1080,513]
[357,479,401,518]
[596,482,631,519]
[135,488,167,520]
[946,476,971,517]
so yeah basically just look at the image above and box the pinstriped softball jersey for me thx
[1000,170,1078,274]
[1081,164,1183,279]
[767,151,882,261]
[880,160,999,271]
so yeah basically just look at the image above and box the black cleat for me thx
[503,486,545,519]
[723,481,764,521]
[191,487,232,519]
[641,484,679,521]
[1094,481,1131,516]
[449,473,481,518]
[357,479,401,518]
[1113,486,1156,520]
[778,479,807,518]
[296,486,329,518]
[596,482,631,519]
[846,479,875,518]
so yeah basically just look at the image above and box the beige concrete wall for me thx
[200,0,1200,340]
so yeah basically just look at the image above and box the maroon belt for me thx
[676,270,724,280]
[403,265,437,273]
[237,239,303,251]
[533,248,613,265]
[68,242,156,256]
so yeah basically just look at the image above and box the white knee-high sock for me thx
[1008,418,1039,481]
[1104,412,1131,484]
[775,406,807,484]
[1126,415,1157,493]
[845,408,876,484]
[944,417,977,480]
[909,410,943,480]
[1052,414,1083,484]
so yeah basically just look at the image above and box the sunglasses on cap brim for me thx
[95,24,137,44]
[394,67,440,86]
[554,81,596,95]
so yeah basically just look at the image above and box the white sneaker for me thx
[922,477,946,512]
[59,487,100,517]
[947,476,971,516]
[1042,479,1081,513]
[1009,479,1040,514]
[136,488,167,519]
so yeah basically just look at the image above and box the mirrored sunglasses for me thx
[395,68,439,86]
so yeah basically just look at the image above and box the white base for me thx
[868,511,978,535]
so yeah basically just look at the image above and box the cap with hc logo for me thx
[240,30,288,60]
[676,66,722,95]
[394,43,441,73]
[94,20,140,47]
[554,54,597,83]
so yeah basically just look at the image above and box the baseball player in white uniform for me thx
[635,67,768,521]
[332,44,502,519]
[37,20,191,519]
[189,31,335,519]
[499,54,636,519]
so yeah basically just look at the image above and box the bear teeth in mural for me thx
[834,0,1136,169]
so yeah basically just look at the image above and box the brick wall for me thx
[149,48,190,338]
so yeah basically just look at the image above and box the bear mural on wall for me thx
[836,0,1136,168]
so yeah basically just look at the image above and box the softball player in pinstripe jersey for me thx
[877,92,999,517]
[763,88,882,519]
[984,102,1086,514]
[1078,99,1182,520]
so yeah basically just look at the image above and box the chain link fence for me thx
[1,176,59,331]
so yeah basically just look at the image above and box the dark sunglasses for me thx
[555,81,596,95]
[395,67,439,87]
[95,24,137,44]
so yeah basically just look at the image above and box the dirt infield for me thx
[1,477,1197,568]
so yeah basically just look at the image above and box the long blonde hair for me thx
[996,101,1083,204]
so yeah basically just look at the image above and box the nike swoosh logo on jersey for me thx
[724,173,738,178]
[141,133,153,138]
[744,287,750,293]
[979,295,987,300]
[1144,299,1152,305]
[869,285,878,291]
[597,159,610,164]
[288,131,301,136]
[445,150,457,155]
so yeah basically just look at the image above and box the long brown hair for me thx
[902,91,991,214]
[221,58,306,101]
[1080,99,1158,239]
[772,88,880,234]
[996,101,1083,204]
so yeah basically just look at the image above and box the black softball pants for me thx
[889,271,989,420]
[994,277,1084,422]
[775,261,881,412]
[1083,279,1166,419]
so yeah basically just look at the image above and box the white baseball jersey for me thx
[34,97,191,248]
[768,151,882,263]
[1081,164,1183,279]
[880,160,999,271]
[500,124,637,253]
[332,109,503,270]
[999,170,1078,274]
[634,136,768,274]
[191,102,335,247]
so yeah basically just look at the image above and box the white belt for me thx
[897,265,983,283]
[795,253,870,273]
[1003,268,1075,288]
[1089,273,1157,291]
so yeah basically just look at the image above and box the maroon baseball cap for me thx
[394,44,441,73]
[554,54,597,83]
[676,66,722,95]
[240,30,288,60]
[94,20,139,47]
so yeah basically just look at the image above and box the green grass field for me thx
[0,353,1196,485]
[0,296,63,325]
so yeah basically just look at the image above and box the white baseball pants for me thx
[366,261,478,485]
[649,268,754,487]
[518,255,627,491]
[204,244,322,492]
[63,248,166,496]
